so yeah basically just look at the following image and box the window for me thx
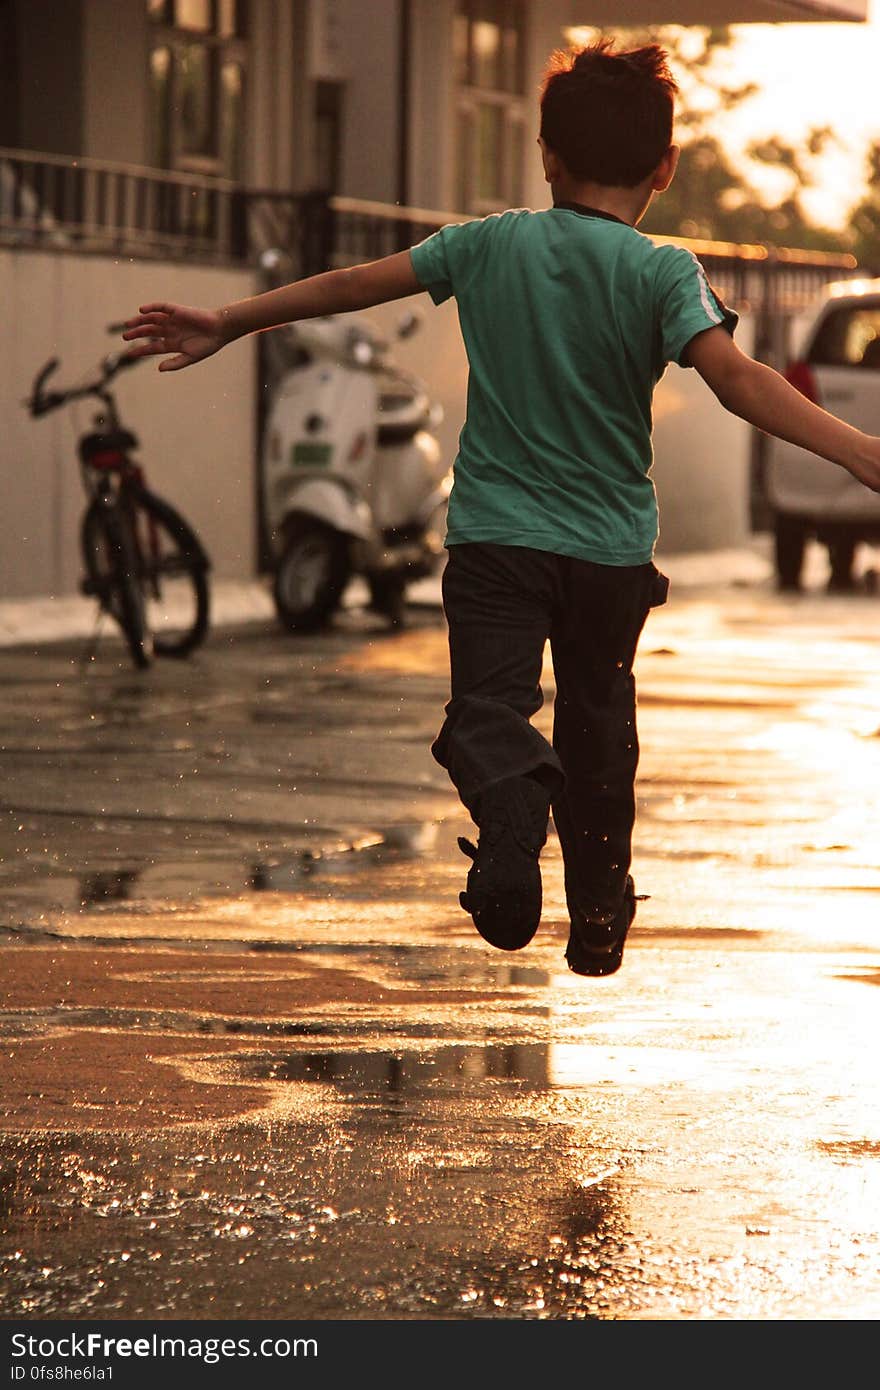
[314,81,344,193]
[220,59,245,182]
[176,0,213,31]
[149,45,173,169]
[809,304,880,369]
[147,0,248,178]
[177,42,216,159]
[454,0,527,215]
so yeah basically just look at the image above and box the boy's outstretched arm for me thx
[121,250,421,372]
[686,326,880,494]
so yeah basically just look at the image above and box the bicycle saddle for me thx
[78,429,138,463]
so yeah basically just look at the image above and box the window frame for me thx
[147,0,248,178]
[453,0,528,217]
[808,300,880,370]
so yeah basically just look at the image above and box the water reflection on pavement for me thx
[2,581,880,1321]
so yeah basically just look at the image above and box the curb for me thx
[0,546,781,652]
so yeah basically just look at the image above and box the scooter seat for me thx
[377,419,423,445]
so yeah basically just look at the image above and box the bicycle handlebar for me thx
[27,358,62,417]
[26,349,140,418]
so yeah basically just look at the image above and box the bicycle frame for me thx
[76,385,164,601]
[25,344,212,666]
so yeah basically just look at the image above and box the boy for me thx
[122,38,880,978]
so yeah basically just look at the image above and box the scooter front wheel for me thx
[272,518,350,633]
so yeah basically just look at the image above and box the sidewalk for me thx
[0,541,782,650]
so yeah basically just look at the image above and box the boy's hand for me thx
[119,252,422,365]
[121,303,227,372]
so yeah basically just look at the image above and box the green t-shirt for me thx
[409,204,737,565]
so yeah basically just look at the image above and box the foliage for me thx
[848,142,880,272]
[583,25,849,255]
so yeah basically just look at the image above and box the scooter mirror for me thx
[259,247,286,274]
[352,339,375,366]
[397,310,423,339]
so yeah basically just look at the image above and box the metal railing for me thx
[0,146,249,263]
[326,194,466,266]
[2,146,860,312]
[655,238,860,317]
[319,200,862,319]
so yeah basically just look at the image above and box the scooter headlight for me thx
[351,339,374,366]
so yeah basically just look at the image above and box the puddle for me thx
[0,1006,363,1040]
[235,1042,553,1093]
[251,821,439,889]
[245,940,550,988]
[79,870,140,905]
[0,822,444,924]
[0,951,551,1044]
[225,1038,744,1100]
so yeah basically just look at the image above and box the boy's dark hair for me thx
[540,38,678,188]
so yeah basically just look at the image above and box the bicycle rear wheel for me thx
[81,498,152,669]
[128,486,211,657]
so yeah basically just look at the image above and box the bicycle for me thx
[25,341,211,669]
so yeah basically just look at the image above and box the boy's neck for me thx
[550,176,653,228]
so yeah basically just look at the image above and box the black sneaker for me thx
[565,875,636,977]
[458,775,550,952]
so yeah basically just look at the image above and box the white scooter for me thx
[260,305,450,631]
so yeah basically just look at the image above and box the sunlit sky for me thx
[574,4,880,230]
[713,6,880,227]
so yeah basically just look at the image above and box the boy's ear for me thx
[652,144,680,192]
[538,137,560,185]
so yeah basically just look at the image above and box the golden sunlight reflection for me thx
[549,970,880,1149]
[745,711,880,786]
[548,1043,714,1088]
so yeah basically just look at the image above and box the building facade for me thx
[0,0,867,599]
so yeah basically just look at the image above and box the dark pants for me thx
[432,543,668,923]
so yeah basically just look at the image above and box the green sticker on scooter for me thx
[292,442,333,468]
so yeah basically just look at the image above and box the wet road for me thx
[2,567,880,1322]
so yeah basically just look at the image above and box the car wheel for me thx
[826,532,858,593]
[773,511,808,592]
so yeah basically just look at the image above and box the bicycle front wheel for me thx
[81,499,152,669]
[128,486,211,657]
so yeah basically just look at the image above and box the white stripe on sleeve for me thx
[684,248,723,325]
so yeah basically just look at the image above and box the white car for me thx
[764,276,880,591]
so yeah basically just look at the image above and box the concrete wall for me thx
[334,0,401,203]
[407,0,456,212]
[15,0,85,157]
[1,247,259,599]
[81,0,149,167]
[652,316,757,554]
[249,0,300,190]
[13,0,149,166]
